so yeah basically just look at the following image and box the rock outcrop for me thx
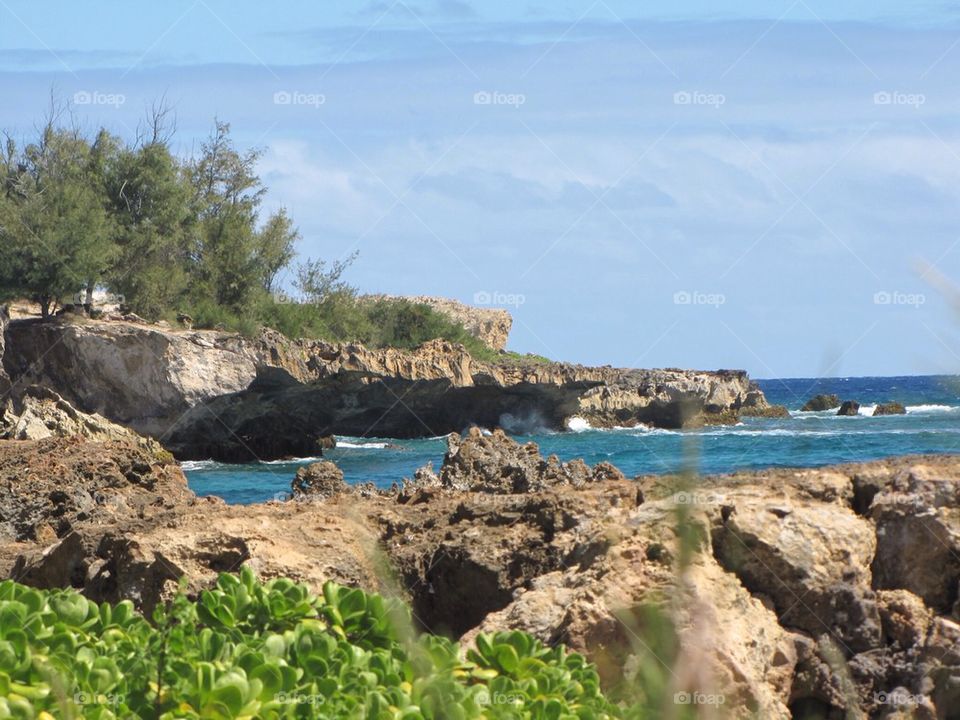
[0,385,164,452]
[363,294,513,351]
[6,430,960,717]
[874,401,907,416]
[837,400,861,416]
[4,316,774,460]
[291,460,347,499]
[802,394,840,412]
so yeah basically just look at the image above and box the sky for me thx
[2,1,960,377]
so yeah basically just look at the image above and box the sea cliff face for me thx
[3,316,772,460]
[4,430,960,718]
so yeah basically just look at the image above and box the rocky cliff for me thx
[4,430,960,718]
[3,316,774,460]
[363,294,513,351]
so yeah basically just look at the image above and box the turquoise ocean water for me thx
[184,375,960,504]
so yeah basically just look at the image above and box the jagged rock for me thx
[437,428,625,493]
[837,400,861,416]
[740,404,791,418]
[291,461,346,499]
[874,402,907,416]
[1,385,165,454]
[878,589,932,648]
[802,394,841,412]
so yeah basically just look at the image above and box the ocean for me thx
[183,375,960,504]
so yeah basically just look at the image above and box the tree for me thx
[102,138,193,319]
[295,251,358,304]
[187,120,267,311]
[0,121,114,318]
[255,208,298,293]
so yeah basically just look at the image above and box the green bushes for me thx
[0,569,618,719]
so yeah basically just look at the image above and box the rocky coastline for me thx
[3,312,777,461]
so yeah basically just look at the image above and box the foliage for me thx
[0,106,506,361]
[0,569,620,719]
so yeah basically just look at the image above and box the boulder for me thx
[291,460,346,500]
[837,400,861,416]
[801,394,841,412]
[870,464,960,611]
[437,427,625,493]
[712,496,882,652]
[873,402,906,416]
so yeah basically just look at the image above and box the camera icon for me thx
[673,91,692,105]
[473,91,492,105]
[873,91,891,105]
[673,290,691,305]
[273,90,292,105]
[674,692,691,704]
[873,291,891,305]
[473,290,492,305]
[73,91,92,105]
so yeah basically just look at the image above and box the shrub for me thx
[0,569,619,719]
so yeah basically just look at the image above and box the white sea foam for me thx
[179,460,219,472]
[336,441,390,449]
[566,416,591,432]
[261,456,322,465]
[906,404,955,413]
[858,404,877,416]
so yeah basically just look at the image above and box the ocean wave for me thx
[336,441,391,449]
[906,404,956,413]
[566,416,591,432]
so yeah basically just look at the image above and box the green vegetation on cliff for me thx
[0,104,498,359]
[0,569,619,719]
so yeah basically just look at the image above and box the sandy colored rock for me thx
[5,315,772,459]
[291,460,346,499]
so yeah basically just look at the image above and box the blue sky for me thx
[3,1,960,377]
